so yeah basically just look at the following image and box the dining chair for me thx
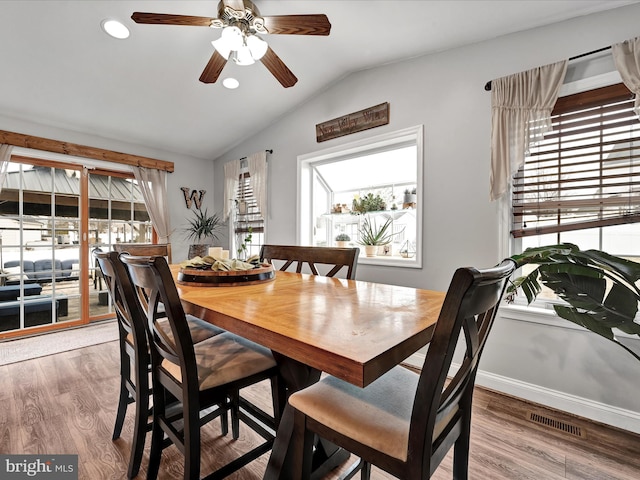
[113,243,172,263]
[259,244,359,279]
[287,259,516,480]
[120,254,283,480]
[95,251,224,479]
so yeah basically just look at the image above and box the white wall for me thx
[0,113,215,262]
[212,4,640,431]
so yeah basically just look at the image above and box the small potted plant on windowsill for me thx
[183,208,225,259]
[403,188,417,208]
[357,216,396,257]
[335,233,351,248]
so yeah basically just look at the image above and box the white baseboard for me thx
[404,352,640,434]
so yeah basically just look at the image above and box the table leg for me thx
[264,354,350,480]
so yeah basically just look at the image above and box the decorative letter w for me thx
[181,187,206,210]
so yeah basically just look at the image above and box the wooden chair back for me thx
[410,258,516,477]
[260,244,359,279]
[120,254,199,393]
[113,243,171,263]
[95,251,148,355]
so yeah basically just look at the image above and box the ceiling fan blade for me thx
[222,0,246,11]
[131,12,215,27]
[199,51,228,84]
[260,47,298,88]
[262,14,331,36]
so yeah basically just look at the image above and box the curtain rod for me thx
[239,149,273,161]
[483,46,612,91]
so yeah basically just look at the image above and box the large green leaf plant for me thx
[509,243,640,361]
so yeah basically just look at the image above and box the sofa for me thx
[2,259,79,286]
[0,284,67,331]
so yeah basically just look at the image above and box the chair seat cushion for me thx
[160,315,225,345]
[162,332,276,390]
[289,366,457,462]
[126,315,223,347]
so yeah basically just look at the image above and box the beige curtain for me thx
[0,144,13,194]
[490,60,568,201]
[223,159,240,220]
[132,166,172,244]
[612,36,640,117]
[247,151,267,216]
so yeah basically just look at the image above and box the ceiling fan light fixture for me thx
[212,38,232,60]
[220,25,244,51]
[246,34,268,60]
[233,45,255,66]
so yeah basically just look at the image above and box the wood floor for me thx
[1,340,640,479]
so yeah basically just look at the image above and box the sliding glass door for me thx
[0,157,151,337]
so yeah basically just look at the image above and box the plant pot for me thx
[188,244,209,259]
[364,245,377,257]
[336,241,348,248]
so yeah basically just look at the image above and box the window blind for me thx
[235,171,264,234]
[512,83,640,238]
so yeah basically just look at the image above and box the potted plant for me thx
[236,226,253,261]
[403,188,417,207]
[352,193,386,214]
[183,209,225,259]
[357,216,395,257]
[335,233,351,248]
[509,243,640,361]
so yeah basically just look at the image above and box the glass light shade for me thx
[234,45,255,66]
[220,25,243,51]
[212,38,231,60]
[246,34,268,60]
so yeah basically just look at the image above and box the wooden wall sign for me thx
[316,102,389,142]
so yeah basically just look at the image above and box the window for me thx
[231,166,264,260]
[511,82,640,302]
[299,125,423,267]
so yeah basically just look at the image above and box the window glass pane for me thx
[300,126,422,267]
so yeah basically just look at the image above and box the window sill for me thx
[500,302,640,339]
[358,255,421,268]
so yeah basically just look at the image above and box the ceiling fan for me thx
[131,0,331,88]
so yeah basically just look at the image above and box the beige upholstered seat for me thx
[288,259,516,480]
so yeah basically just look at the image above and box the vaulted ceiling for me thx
[0,1,637,160]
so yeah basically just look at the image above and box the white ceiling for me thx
[0,0,637,161]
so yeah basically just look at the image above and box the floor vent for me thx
[528,412,584,438]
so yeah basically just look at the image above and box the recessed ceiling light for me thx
[101,19,130,39]
[223,78,240,89]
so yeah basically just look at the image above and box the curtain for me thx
[0,144,13,194]
[247,151,267,216]
[489,60,568,201]
[223,159,240,220]
[132,166,172,244]
[612,36,640,117]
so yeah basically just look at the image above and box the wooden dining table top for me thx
[172,265,445,388]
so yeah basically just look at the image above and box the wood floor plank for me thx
[2,339,640,480]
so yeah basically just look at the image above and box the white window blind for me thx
[512,83,640,238]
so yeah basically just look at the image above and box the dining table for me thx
[171,265,446,480]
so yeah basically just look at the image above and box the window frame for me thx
[502,70,640,333]
[298,125,423,268]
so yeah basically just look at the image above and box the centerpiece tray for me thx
[177,263,275,287]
